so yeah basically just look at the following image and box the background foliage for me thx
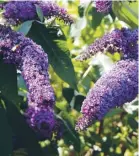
[0,0,138,156]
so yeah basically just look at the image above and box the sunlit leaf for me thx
[18,20,34,35]
[112,1,138,28]
[35,4,44,22]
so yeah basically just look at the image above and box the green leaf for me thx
[78,6,85,17]
[105,108,123,118]
[0,58,18,103]
[89,132,102,143]
[81,75,92,93]
[62,88,74,103]
[74,95,85,111]
[57,113,81,152]
[91,7,105,29]
[28,22,77,89]
[17,74,27,90]
[85,3,105,29]
[127,117,138,130]
[35,4,44,22]
[0,105,12,156]
[1,96,43,156]
[126,136,133,146]
[112,1,138,28]
[18,20,34,35]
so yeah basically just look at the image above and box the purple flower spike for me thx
[76,59,138,131]
[25,107,56,140]
[0,25,55,108]
[2,1,73,25]
[95,0,112,13]
[0,24,62,140]
[76,28,138,61]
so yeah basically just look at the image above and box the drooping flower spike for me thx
[0,25,63,140]
[0,24,55,108]
[76,59,138,130]
[1,1,73,25]
[76,28,138,61]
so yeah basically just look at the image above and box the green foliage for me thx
[112,1,138,28]
[0,58,18,103]
[0,1,4,3]
[86,5,105,30]
[62,88,74,104]
[105,108,124,118]
[35,5,44,22]
[18,20,34,36]
[57,112,81,152]
[0,105,12,156]
[1,96,43,156]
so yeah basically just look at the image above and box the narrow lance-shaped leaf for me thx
[18,20,34,36]
[35,4,44,22]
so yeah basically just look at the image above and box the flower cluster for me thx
[0,24,55,108]
[25,106,62,140]
[95,0,112,13]
[1,1,73,25]
[76,59,138,130]
[76,28,138,61]
[0,24,61,140]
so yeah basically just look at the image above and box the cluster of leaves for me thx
[0,0,138,156]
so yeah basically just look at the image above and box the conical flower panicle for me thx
[2,1,73,25]
[0,24,55,108]
[0,25,62,140]
[76,28,138,61]
[76,59,138,130]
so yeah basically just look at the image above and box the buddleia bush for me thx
[0,0,138,156]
